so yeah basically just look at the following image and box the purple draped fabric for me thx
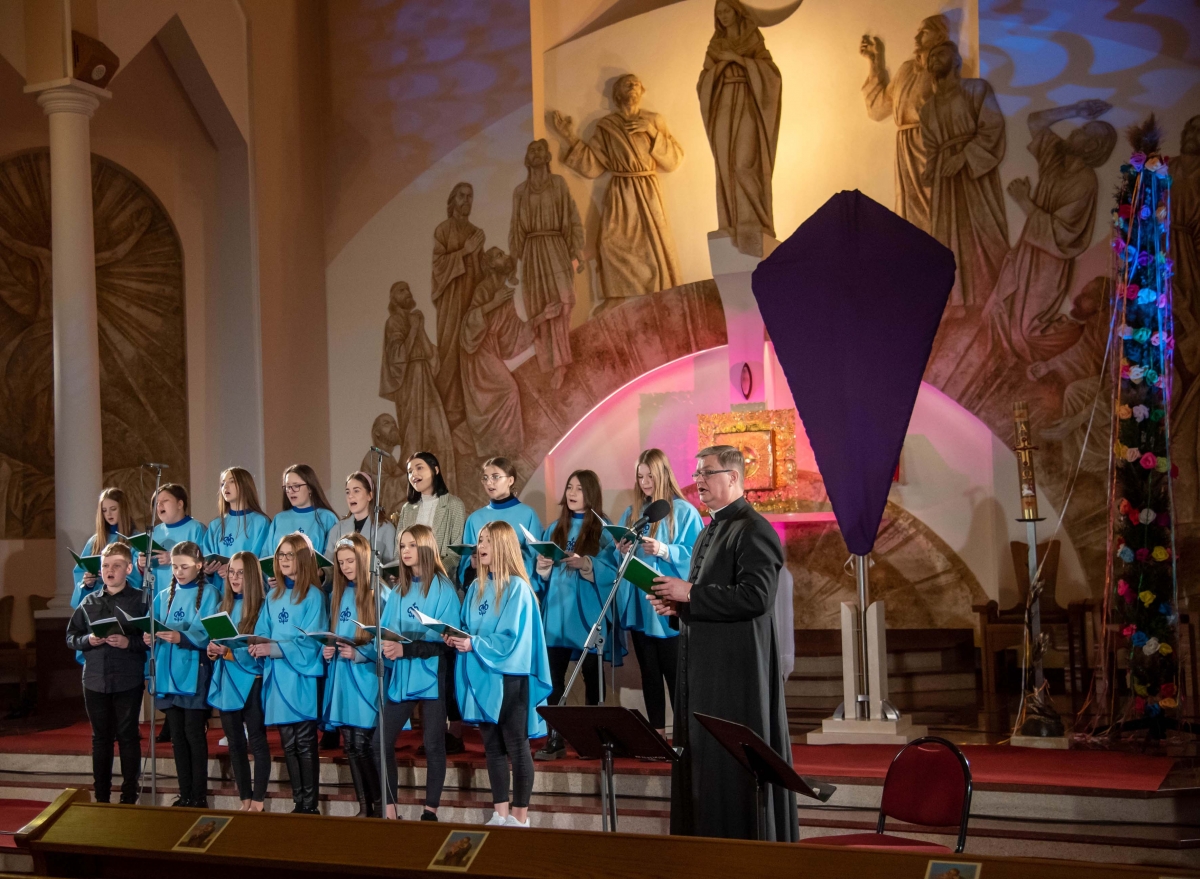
[751,190,956,554]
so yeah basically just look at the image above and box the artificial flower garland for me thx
[1109,145,1179,724]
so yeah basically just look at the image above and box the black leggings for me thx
[372,693,449,808]
[164,706,209,803]
[84,685,143,803]
[219,678,270,802]
[478,675,534,808]
[546,646,600,708]
[630,631,678,730]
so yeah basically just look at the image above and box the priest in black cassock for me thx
[649,445,798,841]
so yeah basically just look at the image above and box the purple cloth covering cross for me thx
[751,190,956,554]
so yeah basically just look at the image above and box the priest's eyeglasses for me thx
[692,468,733,482]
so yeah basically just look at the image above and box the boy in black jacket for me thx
[66,542,150,804]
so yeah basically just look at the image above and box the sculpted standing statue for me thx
[551,74,684,306]
[509,139,584,389]
[860,15,952,232]
[698,0,783,257]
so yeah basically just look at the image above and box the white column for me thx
[707,231,778,408]
[25,79,111,612]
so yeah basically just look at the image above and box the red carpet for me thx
[791,744,1176,792]
[0,799,50,849]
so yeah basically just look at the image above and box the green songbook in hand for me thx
[201,612,240,641]
[86,615,125,639]
[518,525,567,562]
[602,524,641,545]
[351,621,411,643]
[120,532,168,556]
[622,556,662,596]
[259,556,275,580]
[70,549,102,577]
[116,606,174,635]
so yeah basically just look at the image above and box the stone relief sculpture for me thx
[861,15,952,233]
[698,0,783,257]
[0,149,186,538]
[509,139,584,390]
[919,41,1009,309]
[980,100,1116,363]
[378,280,451,466]
[551,74,684,306]
[361,413,407,516]
[431,182,486,488]
[460,247,532,457]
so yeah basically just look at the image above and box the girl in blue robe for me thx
[138,483,206,598]
[320,533,381,817]
[249,533,328,813]
[369,524,461,820]
[612,449,702,734]
[534,470,621,761]
[206,550,269,811]
[264,463,340,556]
[72,487,143,610]
[143,540,220,807]
[458,456,541,586]
[201,466,271,596]
[447,521,551,829]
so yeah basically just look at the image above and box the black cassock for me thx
[669,496,797,841]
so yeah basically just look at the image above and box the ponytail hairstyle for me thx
[272,533,320,603]
[631,448,684,542]
[280,464,335,513]
[481,456,519,499]
[155,483,190,516]
[218,467,267,541]
[221,551,265,635]
[166,540,206,613]
[92,487,138,552]
[331,533,376,644]
[476,521,529,614]
[396,524,448,598]
[550,470,606,558]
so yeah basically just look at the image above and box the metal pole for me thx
[144,465,163,804]
[603,742,617,831]
[1026,521,1043,689]
[854,554,871,721]
[370,450,387,817]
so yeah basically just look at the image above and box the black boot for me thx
[535,731,565,761]
[347,748,370,817]
[347,728,380,818]
[297,721,321,814]
[280,724,305,813]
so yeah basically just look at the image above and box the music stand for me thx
[537,706,678,833]
[694,712,837,841]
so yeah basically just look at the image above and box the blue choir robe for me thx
[152,579,222,709]
[255,580,327,725]
[202,510,271,595]
[264,506,339,557]
[320,583,380,730]
[455,575,553,739]
[458,497,542,585]
[613,499,703,639]
[147,516,207,596]
[366,574,461,703]
[207,595,264,711]
[72,526,143,609]
[537,515,624,664]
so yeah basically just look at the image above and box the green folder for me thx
[519,525,567,562]
[70,549,102,577]
[411,609,469,640]
[314,550,333,569]
[602,524,641,545]
[201,612,240,641]
[260,551,332,581]
[352,621,411,643]
[204,553,230,567]
[86,615,124,639]
[299,628,358,648]
[120,532,168,556]
[116,606,174,635]
[622,556,662,596]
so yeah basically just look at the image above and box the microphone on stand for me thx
[370,446,394,458]
[142,462,169,470]
[630,498,672,533]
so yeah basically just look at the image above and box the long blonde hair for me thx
[92,487,137,552]
[631,448,683,541]
[272,533,320,603]
[476,521,528,614]
[331,533,376,644]
[395,524,449,598]
[221,550,265,635]
[217,468,267,541]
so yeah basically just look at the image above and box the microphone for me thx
[630,498,672,532]
[370,446,394,458]
[142,462,169,470]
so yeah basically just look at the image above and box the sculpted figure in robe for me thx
[361,414,407,517]
[378,280,451,466]
[509,139,584,390]
[860,15,952,232]
[551,74,684,306]
[432,182,486,440]
[920,41,1009,309]
[460,247,533,457]
[981,100,1116,363]
[698,0,783,257]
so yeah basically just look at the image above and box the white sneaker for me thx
[484,811,506,826]
[504,815,530,828]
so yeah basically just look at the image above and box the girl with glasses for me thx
[458,457,541,587]
[264,464,339,558]
[612,449,702,736]
[248,533,328,813]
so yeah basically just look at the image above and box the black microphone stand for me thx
[368,448,389,817]
[142,462,165,805]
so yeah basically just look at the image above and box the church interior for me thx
[0,0,1197,876]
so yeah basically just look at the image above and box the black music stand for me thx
[537,706,678,833]
[694,712,837,841]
